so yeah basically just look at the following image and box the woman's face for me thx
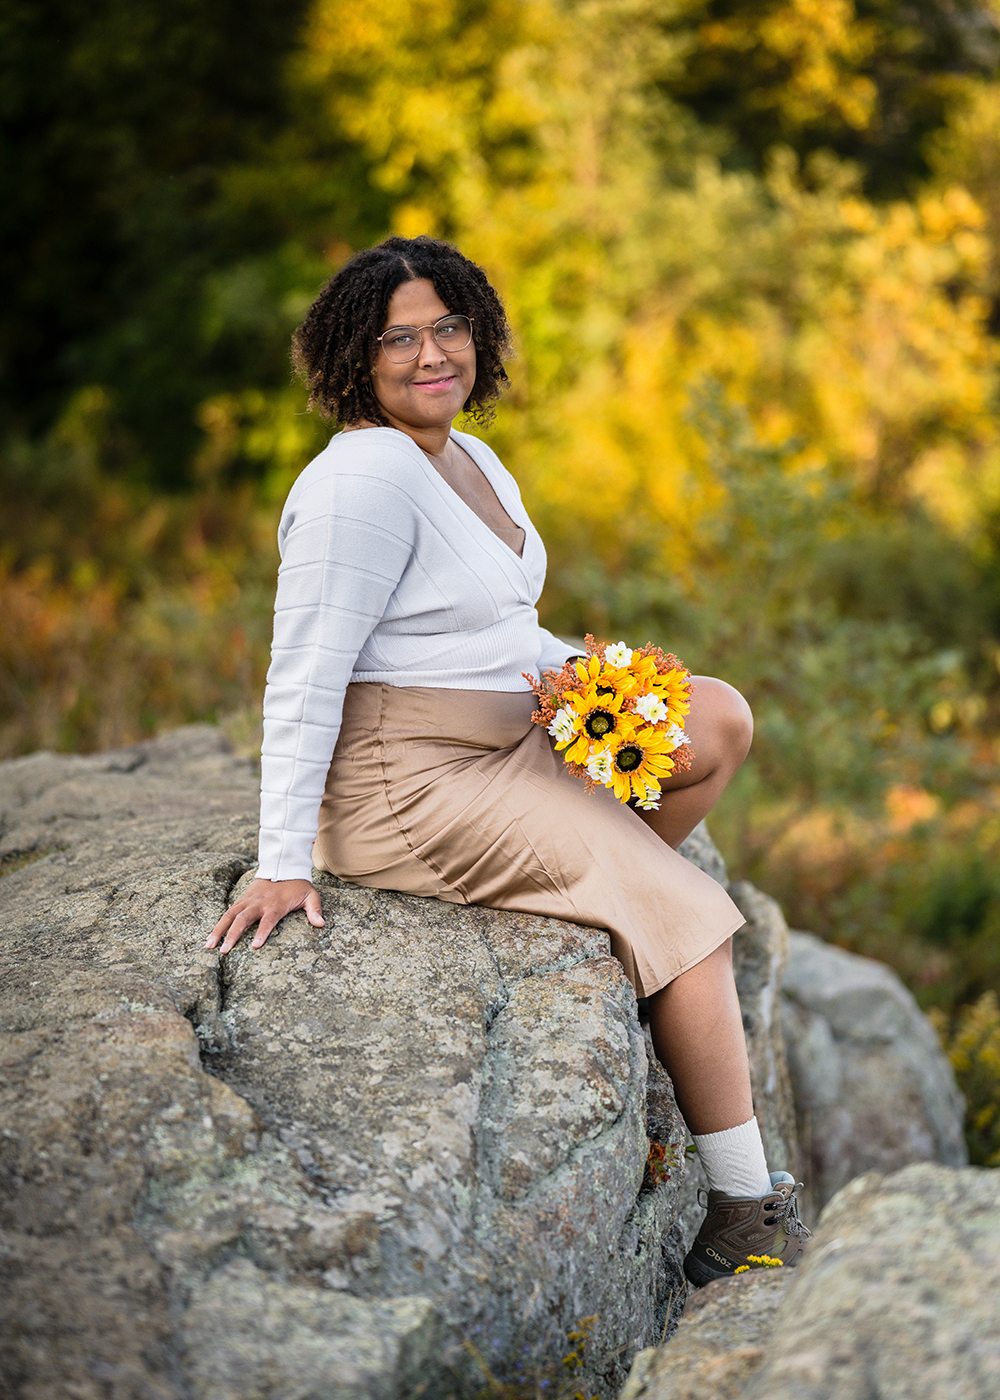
[371,278,477,440]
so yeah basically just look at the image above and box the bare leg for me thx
[638,678,755,1131]
[637,676,753,850]
[646,938,753,1134]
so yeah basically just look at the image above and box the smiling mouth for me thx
[413,376,455,387]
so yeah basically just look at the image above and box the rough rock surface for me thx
[746,1163,1000,1400]
[0,726,692,1399]
[3,724,969,1399]
[618,1270,794,1400]
[621,1163,1000,1400]
[781,931,966,1214]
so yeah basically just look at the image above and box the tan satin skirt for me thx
[313,684,744,997]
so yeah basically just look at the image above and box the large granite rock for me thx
[4,724,969,1399]
[781,931,967,1214]
[0,726,690,1399]
[619,1270,794,1400]
[745,1163,1000,1400]
[622,1163,1000,1400]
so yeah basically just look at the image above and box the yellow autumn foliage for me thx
[932,993,1000,1166]
[287,0,1000,573]
[693,0,878,130]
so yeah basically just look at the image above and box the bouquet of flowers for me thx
[524,636,694,811]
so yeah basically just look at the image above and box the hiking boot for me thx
[683,1171,811,1288]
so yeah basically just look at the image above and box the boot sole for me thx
[683,1251,732,1288]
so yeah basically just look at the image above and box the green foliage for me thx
[761,813,1000,1019]
[0,0,384,486]
[880,840,1000,1011]
[547,387,981,819]
[932,992,1000,1165]
[0,392,281,756]
[662,0,1000,196]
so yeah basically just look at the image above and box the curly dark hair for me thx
[291,235,514,427]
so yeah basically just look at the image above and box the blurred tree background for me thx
[6,0,1000,1154]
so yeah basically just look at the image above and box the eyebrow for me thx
[382,315,454,331]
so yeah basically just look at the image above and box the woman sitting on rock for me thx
[206,235,809,1285]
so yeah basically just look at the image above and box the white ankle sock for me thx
[692,1116,771,1197]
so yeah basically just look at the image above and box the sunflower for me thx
[615,651,675,704]
[557,680,637,767]
[528,637,694,805]
[607,725,678,803]
[573,653,631,691]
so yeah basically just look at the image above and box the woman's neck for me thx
[343,419,453,458]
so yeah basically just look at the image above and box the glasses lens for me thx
[380,316,473,362]
[432,316,472,351]
[381,328,421,362]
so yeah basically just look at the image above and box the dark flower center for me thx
[615,745,643,773]
[585,709,616,739]
[596,684,617,698]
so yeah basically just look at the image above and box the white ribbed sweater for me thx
[257,426,577,881]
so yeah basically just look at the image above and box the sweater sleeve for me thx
[537,626,580,674]
[256,460,417,881]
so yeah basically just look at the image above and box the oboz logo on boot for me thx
[706,1246,733,1267]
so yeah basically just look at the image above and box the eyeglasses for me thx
[376,314,474,363]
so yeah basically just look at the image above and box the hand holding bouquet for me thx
[524,636,694,811]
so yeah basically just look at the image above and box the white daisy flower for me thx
[634,794,662,811]
[666,724,691,749]
[548,708,578,743]
[586,749,615,785]
[635,693,667,723]
[605,641,634,668]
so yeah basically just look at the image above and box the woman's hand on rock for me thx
[206,877,325,954]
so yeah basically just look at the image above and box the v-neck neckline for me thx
[412,430,531,565]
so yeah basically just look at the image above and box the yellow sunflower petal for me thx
[610,769,632,802]
[562,734,592,765]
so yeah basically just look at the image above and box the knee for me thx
[694,677,753,770]
[721,681,754,759]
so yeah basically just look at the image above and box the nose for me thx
[416,327,447,366]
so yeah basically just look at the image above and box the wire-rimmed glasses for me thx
[377,314,474,363]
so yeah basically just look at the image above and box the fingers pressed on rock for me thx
[219,910,258,952]
[251,920,277,949]
[206,912,235,949]
[206,880,324,952]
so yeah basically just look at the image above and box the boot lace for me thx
[764,1183,811,1238]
